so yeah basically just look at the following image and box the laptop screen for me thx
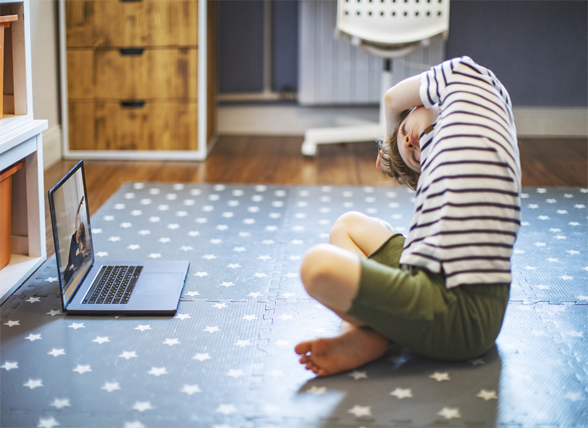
[48,161,94,308]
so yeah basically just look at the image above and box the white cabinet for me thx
[0,0,48,303]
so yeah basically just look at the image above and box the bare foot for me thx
[294,326,389,377]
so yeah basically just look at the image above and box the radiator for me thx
[298,0,446,106]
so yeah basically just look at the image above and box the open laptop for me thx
[48,160,189,315]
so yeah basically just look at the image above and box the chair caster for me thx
[301,141,317,157]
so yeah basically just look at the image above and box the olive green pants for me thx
[347,234,510,361]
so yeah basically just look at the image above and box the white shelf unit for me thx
[0,0,48,303]
[0,0,33,134]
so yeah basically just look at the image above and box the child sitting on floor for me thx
[295,56,521,376]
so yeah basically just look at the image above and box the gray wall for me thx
[218,1,298,94]
[218,0,587,107]
[446,1,587,107]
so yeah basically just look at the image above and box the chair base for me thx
[301,123,383,157]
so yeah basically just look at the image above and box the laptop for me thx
[48,160,189,315]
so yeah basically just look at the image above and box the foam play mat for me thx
[2,183,587,428]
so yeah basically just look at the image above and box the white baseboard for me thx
[219,105,380,136]
[43,125,62,169]
[219,105,588,138]
[513,108,587,138]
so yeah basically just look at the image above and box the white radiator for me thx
[298,0,446,106]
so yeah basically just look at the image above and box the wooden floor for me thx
[43,136,587,255]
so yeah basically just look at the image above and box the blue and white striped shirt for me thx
[400,57,521,288]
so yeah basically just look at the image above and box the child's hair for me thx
[77,223,87,248]
[376,109,420,191]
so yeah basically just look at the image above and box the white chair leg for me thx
[301,124,383,157]
[301,139,317,157]
[300,60,393,157]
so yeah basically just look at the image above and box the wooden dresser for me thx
[59,0,216,160]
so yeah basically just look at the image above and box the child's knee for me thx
[300,244,339,296]
[329,211,366,243]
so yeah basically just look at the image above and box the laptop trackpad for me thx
[135,273,183,296]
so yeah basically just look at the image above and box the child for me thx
[64,196,90,284]
[295,56,521,377]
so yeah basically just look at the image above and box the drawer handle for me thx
[120,100,146,108]
[119,48,145,56]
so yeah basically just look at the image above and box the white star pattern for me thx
[132,401,153,412]
[348,405,371,417]
[565,392,583,402]
[102,382,121,392]
[72,365,92,374]
[193,353,212,362]
[25,333,41,341]
[119,351,138,360]
[226,369,244,378]
[181,385,202,395]
[390,388,413,399]
[477,390,498,400]
[48,349,66,357]
[438,407,461,419]
[135,324,152,331]
[216,404,237,415]
[430,372,450,382]
[37,417,59,428]
[175,313,191,320]
[148,367,168,377]
[68,322,85,330]
[1,361,18,370]
[307,386,327,395]
[24,379,43,389]
[50,398,71,409]
[1,184,585,427]
[349,371,368,380]
[213,303,228,309]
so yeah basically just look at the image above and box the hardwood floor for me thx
[43,136,587,255]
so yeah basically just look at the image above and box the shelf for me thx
[0,254,45,301]
[0,119,47,304]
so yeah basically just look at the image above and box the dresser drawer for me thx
[68,100,198,151]
[66,0,198,48]
[67,48,198,100]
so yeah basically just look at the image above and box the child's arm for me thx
[383,75,423,138]
[72,196,84,233]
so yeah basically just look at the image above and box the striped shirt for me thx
[400,56,521,288]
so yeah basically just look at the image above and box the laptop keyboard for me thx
[82,266,143,305]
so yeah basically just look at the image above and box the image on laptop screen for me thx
[50,166,94,304]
